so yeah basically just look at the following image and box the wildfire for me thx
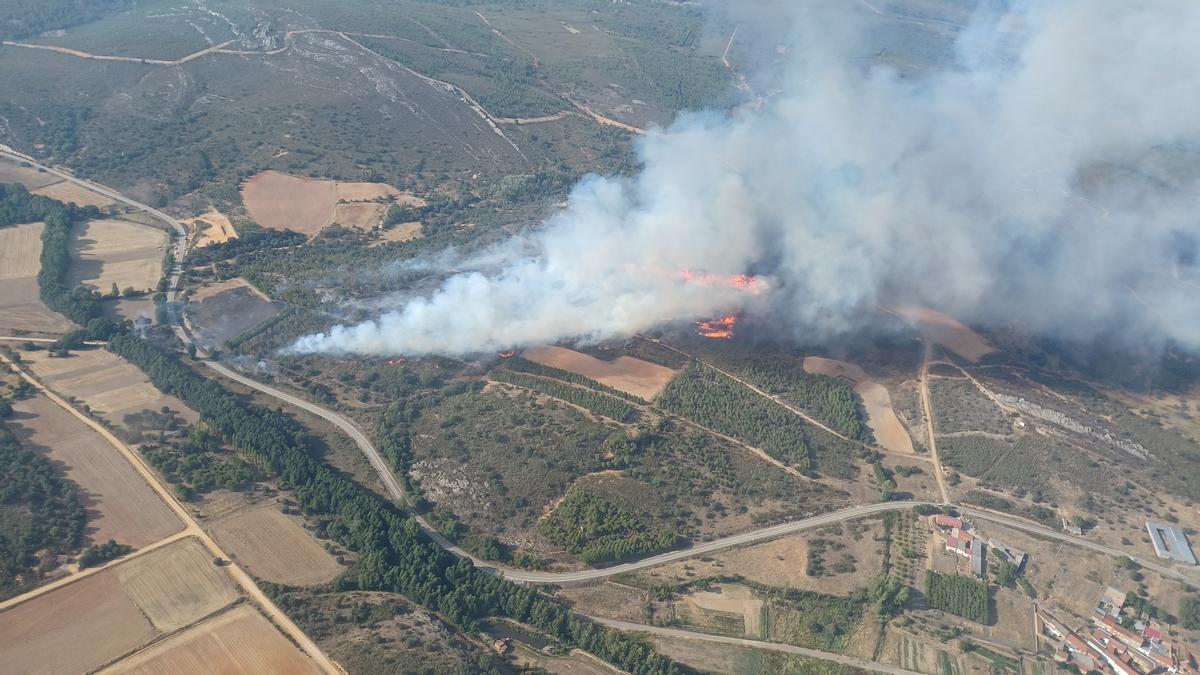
[385,358,408,365]
[696,314,738,339]
[497,351,515,359]
[678,270,763,291]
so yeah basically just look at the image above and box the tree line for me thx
[491,369,639,423]
[106,333,687,675]
[504,356,646,403]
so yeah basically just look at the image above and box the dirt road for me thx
[0,354,341,674]
[919,340,951,503]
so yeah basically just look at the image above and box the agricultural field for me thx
[100,605,323,675]
[184,277,283,350]
[68,218,169,294]
[0,158,60,189]
[803,356,914,454]
[17,345,199,433]
[0,220,76,334]
[31,179,114,207]
[0,537,239,674]
[892,307,995,363]
[8,392,182,548]
[522,345,679,400]
[677,583,765,638]
[241,170,425,235]
[649,633,865,675]
[204,498,343,586]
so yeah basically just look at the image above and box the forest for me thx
[742,360,870,442]
[539,490,680,564]
[0,417,86,599]
[657,363,814,472]
[107,333,686,675]
[0,0,133,39]
[924,571,991,624]
[490,368,639,423]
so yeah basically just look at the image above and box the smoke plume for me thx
[292,0,1200,358]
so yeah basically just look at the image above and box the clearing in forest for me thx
[9,393,182,548]
[523,345,678,400]
[184,208,238,247]
[68,218,169,294]
[0,221,77,334]
[241,170,426,235]
[99,604,323,675]
[205,500,342,586]
[891,306,996,363]
[803,356,914,454]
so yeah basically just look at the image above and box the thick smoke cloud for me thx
[292,0,1200,357]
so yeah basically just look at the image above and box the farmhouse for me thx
[989,539,1027,569]
[1145,521,1196,565]
[932,514,965,530]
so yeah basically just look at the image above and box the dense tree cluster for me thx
[492,369,638,422]
[742,361,870,442]
[77,539,132,568]
[1182,596,1200,630]
[540,490,680,564]
[0,422,85,598]
[107,333,686,674]
[657,363,813,472]
[0,182,63,225]
[0,0,132,39]
[141,424,258,501]
[924,571,991,624]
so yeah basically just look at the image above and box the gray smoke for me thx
[292,0,1200,358]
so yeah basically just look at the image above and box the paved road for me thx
[588,617,924,675]
[0,354,342,674]
[959,507,1198,589]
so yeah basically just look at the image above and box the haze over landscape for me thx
[1,1,1198,674]
[294,0,1200,358]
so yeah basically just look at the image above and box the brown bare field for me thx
[649,634,759,674]
[69,218,168,293]
[32,179,115,207]
[514,646,620,675]
[0,560,158,674]
[185,277,282,349]
[117,537,240,632]
[19,347,199,431]
[803,356,914,454]
[684,584,763,637]
[892,306,995,362]
[558,582,648,623]
[206,501,342,586]
[375,221,424,244]
[185,209,238,248]
[0,160,59,189]
[523,345,678,400]
[9,393,182,547]
[242,171,425,234]
[0,221,77,334]
[102,604,322,675]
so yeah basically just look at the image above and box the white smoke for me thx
[291,0,1200,358]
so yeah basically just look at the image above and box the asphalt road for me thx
[588,616,925,675]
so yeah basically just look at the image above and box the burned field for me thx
[184,277,283,351]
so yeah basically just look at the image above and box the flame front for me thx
[678,270,763,292]
[696,315,738,339]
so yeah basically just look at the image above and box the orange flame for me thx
[497,351,515,359]
[678,270,762,291]
[696,315,738,339]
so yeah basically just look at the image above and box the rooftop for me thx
[1145,521,1197,565]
